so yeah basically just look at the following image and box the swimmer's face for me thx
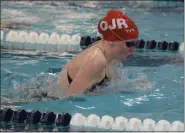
[112,40,135,61]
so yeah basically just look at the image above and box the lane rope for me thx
[0,108,184,131]
[1,30,184,55]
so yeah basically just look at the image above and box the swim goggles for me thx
[124,40,137,48]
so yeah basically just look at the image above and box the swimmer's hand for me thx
[66,51,107,97]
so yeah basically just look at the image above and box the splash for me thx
[1,73,63,105]
[2,64,154,104]
[87,64,154,95]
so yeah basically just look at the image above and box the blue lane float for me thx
[0,108,184,131]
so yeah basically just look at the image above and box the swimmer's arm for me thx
[66,58,106,97]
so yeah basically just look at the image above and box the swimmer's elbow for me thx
[66,86,85,97]
[66,90,74,97]
[66,60,105,97]
[66,78,88,97]
[66,74,96,97]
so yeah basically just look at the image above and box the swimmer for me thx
[55,9,139,97]
[2,9,139,104]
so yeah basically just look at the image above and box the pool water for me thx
[1,1,184,131]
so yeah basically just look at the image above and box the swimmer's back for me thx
[59,41,107,87]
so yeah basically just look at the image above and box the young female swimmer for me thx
[0,9,140,107]
[1,9,139,105]
[54,9,139,97]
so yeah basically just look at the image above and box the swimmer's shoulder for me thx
[81,50,106,75]
[72,40,106,71]
[85,46,106,65]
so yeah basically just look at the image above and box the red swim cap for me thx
[98,9,139,42]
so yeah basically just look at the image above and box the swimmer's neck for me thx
[100,40,116,64]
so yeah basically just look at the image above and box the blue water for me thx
[1,1,184,131]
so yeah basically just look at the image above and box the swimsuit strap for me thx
[67,42,108,85]
[96,46,108,78]
[67,41,100,84]
[67,63,73,84]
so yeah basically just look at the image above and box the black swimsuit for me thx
[67,47,109,93]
